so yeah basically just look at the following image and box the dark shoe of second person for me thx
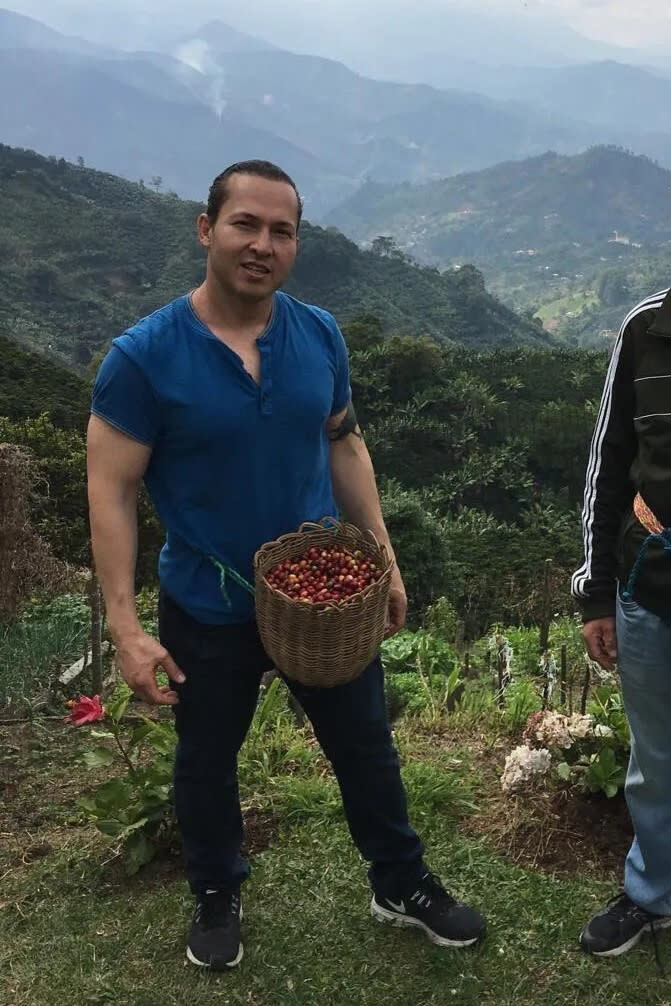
[186,888,243,969]
[580,892,671,957]
[371,871,486,948]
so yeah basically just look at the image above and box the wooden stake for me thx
[88,563,103,694]
[560,644,568,710]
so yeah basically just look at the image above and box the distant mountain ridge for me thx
[0,143,547,374]
[327,145,671,340]
[328,147,671,263]
[5,7,671,215]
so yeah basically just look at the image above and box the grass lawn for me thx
[1,713,668,1006]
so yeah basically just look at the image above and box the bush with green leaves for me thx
[384,672,432,722]
[503,678,542,732]
[381,629,462,722]
[501,699,630,799]
[381,629,456,677]
[74,675,332,873]
[77,683,177,874]
[423,596,458,642]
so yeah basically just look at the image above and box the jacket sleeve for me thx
[571,321,637,621]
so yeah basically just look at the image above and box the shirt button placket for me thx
[260,343,272,415]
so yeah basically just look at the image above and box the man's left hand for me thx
[385,567,407,638]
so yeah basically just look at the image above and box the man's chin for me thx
[234,278,279,301]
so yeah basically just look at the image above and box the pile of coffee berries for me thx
[265,545,383,604]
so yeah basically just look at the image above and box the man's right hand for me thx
[582,617,617,671]
[114,630,186,705]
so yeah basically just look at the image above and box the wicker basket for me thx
[253,517,393,687]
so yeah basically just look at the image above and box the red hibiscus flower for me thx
[65,694,105,726]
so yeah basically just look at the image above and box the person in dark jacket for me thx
[573,287,671,958]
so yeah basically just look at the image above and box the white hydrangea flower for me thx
[567,713,595,740]
[532,711,573,749]
[526,710,595,749]
[501,744,552,794]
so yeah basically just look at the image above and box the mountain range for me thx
[0,143,546,373]
[327,145,671,333]
[13,0,669,77]
[4,7,671,216]
[329,147,671,262]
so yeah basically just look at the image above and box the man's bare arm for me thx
[327,404,407,636]
[87,415,184,703]
[87,415,150,638]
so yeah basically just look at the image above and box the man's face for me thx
[199,173,300,302]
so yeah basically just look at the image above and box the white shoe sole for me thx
[370,897,480,948]
[582,917,671,958]
[186,942,244,969]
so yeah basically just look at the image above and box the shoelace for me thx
[410,873,457,913]
[195,890,240,930]
[608,893,666,976]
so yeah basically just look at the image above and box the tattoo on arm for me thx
[328,402,363,441]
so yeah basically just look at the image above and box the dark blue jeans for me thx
[159,591,425,896]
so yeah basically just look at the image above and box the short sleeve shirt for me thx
[91,292,351,623]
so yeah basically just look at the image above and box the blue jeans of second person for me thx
[158,591,425,896]
[617,590,671,915]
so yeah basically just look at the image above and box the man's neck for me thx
[191,281,274,339]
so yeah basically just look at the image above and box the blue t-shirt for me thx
[91,292,351,624]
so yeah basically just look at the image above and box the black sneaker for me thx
[580,892,671,957]
[371,871,486,948]
[186,889,243,969]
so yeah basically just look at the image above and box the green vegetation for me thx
[1,603,659,1006]
[0,144,545,371]
[0,333,90,428]
[328,146,671,344]
[0,321,606,634]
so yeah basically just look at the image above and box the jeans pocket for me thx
[617,582,639,610]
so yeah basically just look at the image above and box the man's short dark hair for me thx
[207,160,303,228]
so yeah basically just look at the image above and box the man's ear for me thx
[197,212,212,249]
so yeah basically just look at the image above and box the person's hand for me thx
[114,630,185,705]
[385,567,408,638]
[583,617,617,671]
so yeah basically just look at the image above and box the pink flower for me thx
[65,694,105,726]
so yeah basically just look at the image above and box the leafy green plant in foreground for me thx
[72,683,176,874]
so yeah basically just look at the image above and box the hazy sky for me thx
[6,0,671,51]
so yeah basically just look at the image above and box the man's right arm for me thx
[87,414,184,704]
[572,322,638,669]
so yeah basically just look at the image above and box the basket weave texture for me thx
[253,517,393,687]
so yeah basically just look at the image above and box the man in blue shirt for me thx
[88,160,485,970]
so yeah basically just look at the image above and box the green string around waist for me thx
[209,557,256,609]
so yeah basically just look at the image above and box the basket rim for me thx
[254,516,391,568]
[253,516,393,612]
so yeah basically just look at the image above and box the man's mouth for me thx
[241,262,271,277]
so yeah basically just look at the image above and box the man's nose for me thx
[249,228,272,255]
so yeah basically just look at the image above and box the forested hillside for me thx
[0,145,547,369]
[328,146,671,341]
[0,316,606,634]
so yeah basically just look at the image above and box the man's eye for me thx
[234,220,253,229]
